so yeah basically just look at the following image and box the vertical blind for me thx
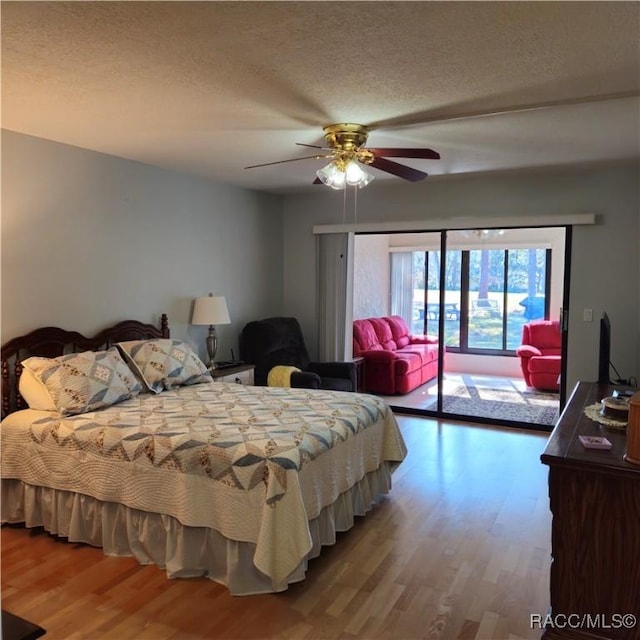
[390,251,414,327]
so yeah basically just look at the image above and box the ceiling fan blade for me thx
[367,147,440,160]
[296,142,326,150]
[367,91,639,130]
[244,154,329,169]
[369,157,428,182]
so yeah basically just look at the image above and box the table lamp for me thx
[191,293,231,369]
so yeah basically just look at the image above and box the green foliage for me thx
[421,248,546,294]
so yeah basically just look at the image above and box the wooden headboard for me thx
[1,314,169,418]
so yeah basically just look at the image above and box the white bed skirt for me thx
[1,462,392,596]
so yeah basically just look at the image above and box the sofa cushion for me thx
[528,354,561,374]
[369,317,397,351]
[386,315,411,348]
[524,320,561,353]
[353,319,384,355]
[398,343,439,365]
[393,352,423,374]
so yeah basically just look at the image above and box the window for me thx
[406,242,550,355]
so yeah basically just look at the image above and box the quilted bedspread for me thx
[1,382,406,583]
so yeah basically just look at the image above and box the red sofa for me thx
[352,315,441,395]
[516,320,561,391]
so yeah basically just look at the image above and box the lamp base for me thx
[205,326,218,369]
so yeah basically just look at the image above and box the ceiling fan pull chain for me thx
[353,185,358,231]
[342,184,347,226]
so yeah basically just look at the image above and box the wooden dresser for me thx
[540,382,640,640]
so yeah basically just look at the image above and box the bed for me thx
[1,315,407,595]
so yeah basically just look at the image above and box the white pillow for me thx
[21,348,142,416]
[18,366,57,411]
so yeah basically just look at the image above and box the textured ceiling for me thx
[2,1,639,194]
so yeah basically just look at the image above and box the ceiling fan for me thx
[244,123,440,188]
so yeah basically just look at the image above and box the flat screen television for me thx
[598,312,611,384]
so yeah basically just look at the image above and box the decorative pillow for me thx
[117,339,212,393]
[21,348,142,416]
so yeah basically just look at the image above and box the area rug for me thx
[442,384,559,426]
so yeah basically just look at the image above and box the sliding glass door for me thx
[356,226,567,429]
[412,240,551,356]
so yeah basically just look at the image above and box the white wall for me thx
[1,131,284,363]
[282,162,640,393]
[353,234,390,319]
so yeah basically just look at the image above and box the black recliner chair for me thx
[239,317,356,392]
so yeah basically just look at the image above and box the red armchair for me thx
[516,320,561,391]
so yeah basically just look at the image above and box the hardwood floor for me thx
[1,416,552,639]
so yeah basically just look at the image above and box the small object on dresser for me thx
[612,388,634,398]
[578,435,612,450]
[600,396,630,422]
[215,360,244,369]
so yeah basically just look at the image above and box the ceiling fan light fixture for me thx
[316,159,375,190]
[345,160,374,187]
[316,162,347,190]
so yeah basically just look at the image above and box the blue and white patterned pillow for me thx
[21,347,142,416]
[117,339,212,393]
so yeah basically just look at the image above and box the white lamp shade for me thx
[191,294,231,325]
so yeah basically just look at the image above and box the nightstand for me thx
[352,356,365,392]
[210,363,255,385]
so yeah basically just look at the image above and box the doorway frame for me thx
[314,213,594,429]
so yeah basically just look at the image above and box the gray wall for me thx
[282,162,640,392]
[3,129,637,393]
[1,130,284,363]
